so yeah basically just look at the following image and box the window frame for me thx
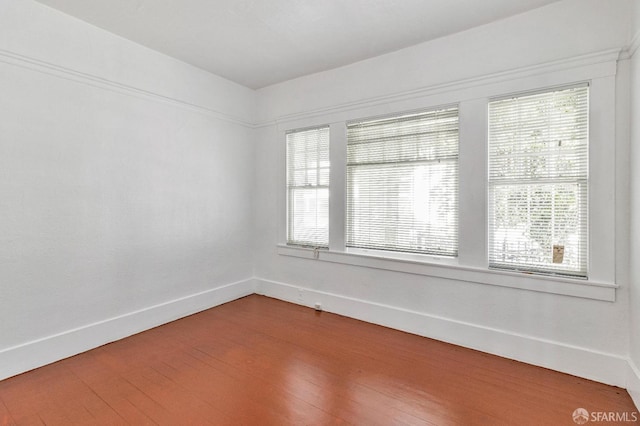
[345,106,460,258]
[275,55,618,302]
[487,84,590,278]
[285,125,330,248]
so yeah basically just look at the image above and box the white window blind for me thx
[488,85,588,277]
[346,107,459,256]
[286,126,330,247]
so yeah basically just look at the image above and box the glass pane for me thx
[488,86,588,276]
[286,126,330,247]
[346,107,458,256]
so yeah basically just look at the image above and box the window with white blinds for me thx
[286,126,330,247]
[488,85,588,277]
[346,107,459,256]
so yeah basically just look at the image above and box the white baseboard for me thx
[255,277,628,388]
[2,275,633,397]
[0,278,256,381]
[628,360,640,410]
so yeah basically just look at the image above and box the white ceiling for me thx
[34,0,561,89]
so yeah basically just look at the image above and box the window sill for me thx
[276,244,617,302]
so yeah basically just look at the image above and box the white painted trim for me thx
[0,276,632,394]
[255,277,627,387]
[0,278,256,381]
[1,47,621,131]
[273,64,619,302]
[629,360,640,411]
[257,49,621,128]
[0,48,254,128]
[626,31,640,59]
[277,245,617,302]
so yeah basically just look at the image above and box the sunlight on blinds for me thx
[346,108,459,256]
[488,85,588,277]
[286,126,330,247]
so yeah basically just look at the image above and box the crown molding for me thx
[0,48,255,128]
[0,47,625,131]
[626,30,640,59]
[256,48,622,128]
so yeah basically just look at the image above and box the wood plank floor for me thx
[0,295,637,425]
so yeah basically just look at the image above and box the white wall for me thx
[0,0,256,379]
[257,0,630,124]
[628,0,640,409]
[255,0,634,387]
[1,0,638,402]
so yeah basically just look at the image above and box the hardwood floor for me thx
[0,295,637,425]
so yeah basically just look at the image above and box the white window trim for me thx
[275,53,618,302]
[345,106,460,257]
[487,84,590,277]
[276,244,615,301]
[285,125,330,247]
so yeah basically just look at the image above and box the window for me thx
[278,56,616,300]
[346,107,459,256]
[286,126,330,247]
[488,85,589,277]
